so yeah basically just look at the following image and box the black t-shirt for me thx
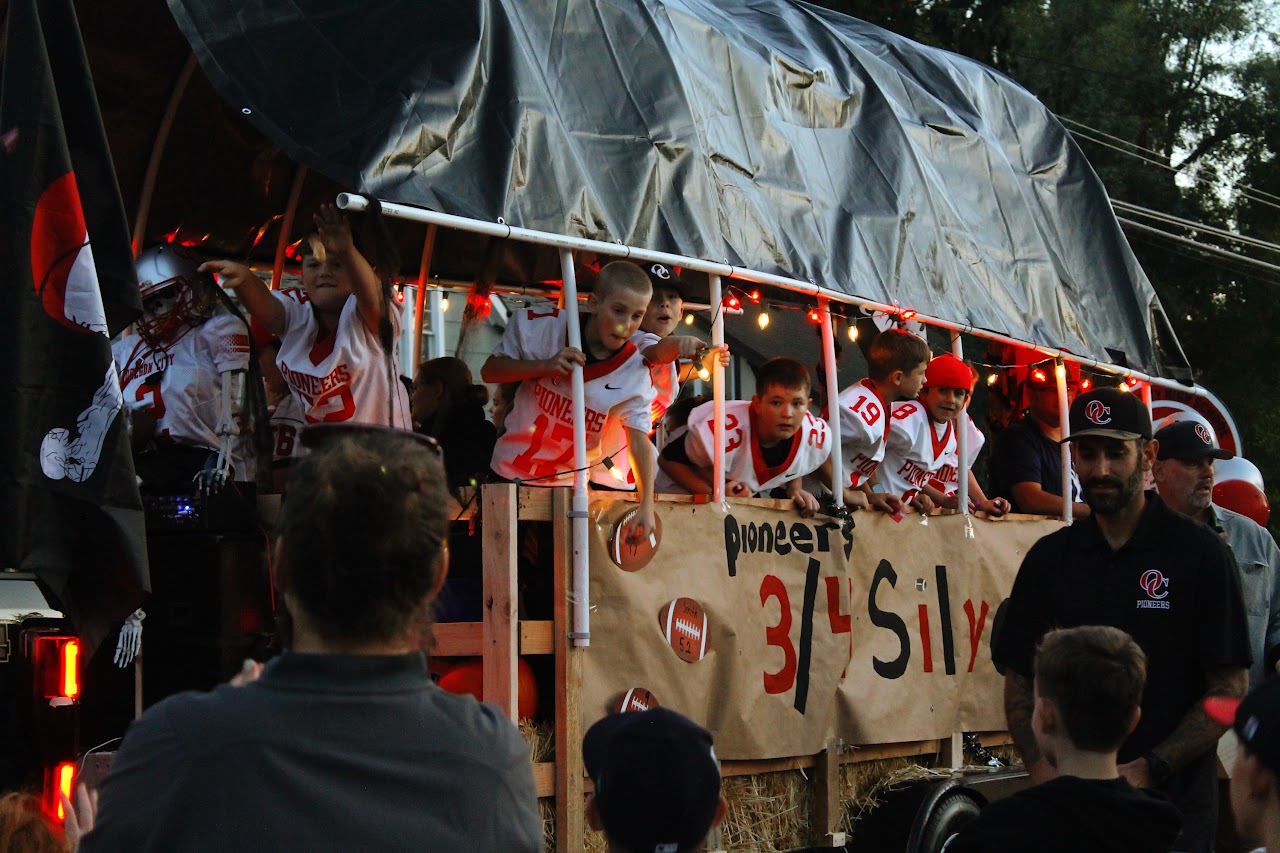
[942,776,1182,853]
[988,418,1079,511]
[994,492,1250,762]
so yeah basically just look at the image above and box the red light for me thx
[1031,367,1048,384]
[42,762,75,822]
[31,635,80,700]
[900,310,917,322]
[395,289,405,303]
[465,292,493,319]
[807,308,822,323]
[747,289,761,303]
[1080,378,1092,392]
[725,293,741,311]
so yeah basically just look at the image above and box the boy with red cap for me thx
[880,353,1009,516]
[1207,678,1280,852]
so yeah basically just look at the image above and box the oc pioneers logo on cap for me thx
[1195,423,1213,445]
[650,263,671,279]
[1085,399,1112,425]
[1137,569,1170,610]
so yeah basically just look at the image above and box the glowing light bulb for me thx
[684,314,694,326]
[758,311,770,330]
[748,289,761,303]
[441,295,450,312]
[1081,378,1092,392]
[1055,364,1067,379]
[604,457,626,482]
[698,367,711,381]
[986,373,998,386]
[725,294,741,311]
[1031,367,1048,384]
[847,324,859,343]
[807,308,822,324]
[900,309,917,322]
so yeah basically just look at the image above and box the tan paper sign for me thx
[583,499,1060,760]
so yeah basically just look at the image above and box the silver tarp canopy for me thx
[168,0,1189,376]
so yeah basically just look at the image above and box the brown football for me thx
[658,597,710,662]
[613,687,660,714]
[608,506,662,571]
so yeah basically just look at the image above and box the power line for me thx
[1118,217,1280,276]
[1112,199,1280,256]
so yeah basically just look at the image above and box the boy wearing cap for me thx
[945,625,1181,853]
[584,707,726,853]
[880,353,1009,516]
[1153,420,1280,689]
[994,386,1251,853]
[1207,678,1280,852]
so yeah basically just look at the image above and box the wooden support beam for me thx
[431,621,553,658]
[813,740,846,847]
[940,731,965,770]
[553,489,586,853]
[482,484,519,721]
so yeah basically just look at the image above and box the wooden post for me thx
[554,488,586,851]
[941,731,965,770]
[482,483,519,720]
[813,739,847,847]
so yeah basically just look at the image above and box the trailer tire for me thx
[907,786,984,853]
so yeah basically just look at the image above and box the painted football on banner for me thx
[613,687,660,713]
[659,597,710,662]
[608,506,662,571]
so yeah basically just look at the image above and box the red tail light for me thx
[42,761,76,822]
[32,635,80,701]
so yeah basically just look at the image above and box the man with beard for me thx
[993,387,1251,853]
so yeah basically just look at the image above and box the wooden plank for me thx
[516,486,553,521]
[553,488,586,853]
[940,731,965,770]
[482,484,519,721]
[431,620,552,657]
[813,740,845,847]
[533,761,555,799]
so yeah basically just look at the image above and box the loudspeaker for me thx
[141,533,274,708]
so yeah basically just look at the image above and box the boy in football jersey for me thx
[880,353,1008,515]
[591,262,726,490]
[482,261,658,539]
[201,203,411,429]
[817,328,931,513]
[113,244,250,491]
[658,357,829,516]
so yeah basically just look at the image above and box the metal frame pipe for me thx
[336,193,1200,396]
[950,332,969,515]
[709,274,725,502]
[559,249,591,647]
[1055,359,1073,524]
[819,298,844,510]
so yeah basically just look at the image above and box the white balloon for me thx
[1153,408,1219,447]
[1214,456,1265,491]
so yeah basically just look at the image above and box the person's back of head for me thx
[755,356,811,399]
[281,426,450,646]
[865,329,931,382]
[583,708,726,853]
[1035,625,1146,754]
[0,792,65,853]
[1207,676,1280,849]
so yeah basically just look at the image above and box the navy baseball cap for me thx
[640,262,708,304]
[1154,420,1233,462]
[1063,387,1152,443]
[583,708,721,853]
[1206,678,1280,775]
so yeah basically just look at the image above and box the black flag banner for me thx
[1,0,148,655]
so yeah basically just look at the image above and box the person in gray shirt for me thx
[1153,420,1280,689]
[80,425,542,852]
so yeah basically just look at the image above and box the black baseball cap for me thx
[640,262,708,304]
[583,708,722,853]
[1062,387,1152,443]
[1153,420,1233,462]
[1206,678,1280,775]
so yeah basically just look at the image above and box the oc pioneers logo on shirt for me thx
[1137,569,1171,610]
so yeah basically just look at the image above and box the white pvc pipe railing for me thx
[559,249,592,647]
[335,194,1201,397]
[819,298,844,510]
[951,331,969,515]
[709,274,726,502]
[1056,360,1073,524]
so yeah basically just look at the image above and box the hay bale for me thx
[519,718,555,763]
[720,770,813,852]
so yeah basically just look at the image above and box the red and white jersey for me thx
[113,311,250,465]
[273,289,410,429]
[880,400,958,501]
[268,393,306,466]
[832,379,890,489]
[671,399,832,495]
[588,331,679,491]
[490,306,655,487]
[934,414,986,496]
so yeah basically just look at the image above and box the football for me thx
[613,687,660,714]
[658,597,710,662]
[608,505,662,571]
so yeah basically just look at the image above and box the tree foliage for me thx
[815,0,1280,526]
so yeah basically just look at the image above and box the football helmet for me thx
[135,245,216,346]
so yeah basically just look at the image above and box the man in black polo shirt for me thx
[993,386,1250,853]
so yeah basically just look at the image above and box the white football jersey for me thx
[113,311,250,467]
[832,379,891,489]
[589,331,679,491]
[273,289,410,429]
[671,399,832,495]
[879,400,958,501]
[934,414,986,496]
[269,392,306,466]
[490,306,655,487]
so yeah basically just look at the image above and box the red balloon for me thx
[437,657,539,720]
[1213,479,1270,528]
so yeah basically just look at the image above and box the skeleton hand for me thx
[113,609,145,668]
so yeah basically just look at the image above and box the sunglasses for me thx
[298,423,443,458]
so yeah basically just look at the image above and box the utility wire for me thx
[1118,217,1280,276]
[1112,199,1280,256]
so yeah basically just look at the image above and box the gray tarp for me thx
[167,0,1188,376]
